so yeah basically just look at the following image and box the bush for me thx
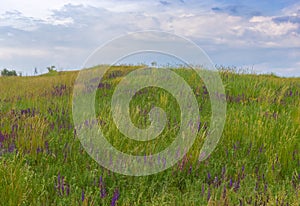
[47,66,56,73]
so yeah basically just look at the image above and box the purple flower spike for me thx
[207,172,211,180]
[188,165,192,174]
[61,177,65,194]
[207,187,211,201]
[229,178,233,188]
[222,185,226,199]
[214,176,218,187]
[45,141,49,153]
[234,181,240,192]
[111,189,120,206]
[99,176,107,198]
[0,131,5,142]
[8,144,15,153]
[66,184,70,196]
[57,173,61,189]
[81,189,85,202]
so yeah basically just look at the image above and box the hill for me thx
[0,66,299,205]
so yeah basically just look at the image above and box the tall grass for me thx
[0,66,299,205]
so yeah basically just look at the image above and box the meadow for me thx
[0,65,299,205]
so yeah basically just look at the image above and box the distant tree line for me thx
[0,65,58,77]
[1,68,17,76]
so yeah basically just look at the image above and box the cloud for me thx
[159,1,171,6]
[0,1,299,76]
[272,5,300,30]
[211,5,262,17]
[248,16,298,37]
[0,47,49,60]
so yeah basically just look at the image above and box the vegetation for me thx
[0,66,299,205]
[1,68,17,76]
[46,65,57,74]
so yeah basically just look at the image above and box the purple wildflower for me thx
[259,144,263,153]
[57,173,60,184]
[222,185,226,199]
[45,141,49,154]
[234,180,240,192]
[229,178,233,188]
[99,176,107,198]
[81,189,85,202]
[207,187,211,201]
[36,147,42,154]
[111,189,120,206]
[201,184,205,196]
[61,177,65,194]
[197,122,202,132]
[8,144,15,153]
[214,176,219,188]
[66,184,70,196]
[0,131,5,142]
[207,172,211,181]
[188,165,192,174]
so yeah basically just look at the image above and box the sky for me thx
[0,0,299,76]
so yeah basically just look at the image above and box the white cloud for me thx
[0,1,299,76]
[0,47,49,60]
[0,0,73,19]
[249,16,298,36]
[281,2,300,16]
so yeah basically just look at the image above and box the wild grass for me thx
[0,66,299,205]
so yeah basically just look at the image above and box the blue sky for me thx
[0,0,299,76]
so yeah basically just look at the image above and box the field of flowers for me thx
[0,66,299,205]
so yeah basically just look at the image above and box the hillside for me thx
[0,66,299,205]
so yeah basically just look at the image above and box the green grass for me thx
[0,66,299,205]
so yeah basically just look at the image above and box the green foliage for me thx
[47,65,57,73]
[1,68,17,76]
[0,155,46,205]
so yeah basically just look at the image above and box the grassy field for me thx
[0,66,299,205]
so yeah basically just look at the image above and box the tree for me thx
[1,68,17,76]
[34,67,38,75]
[47,65,56,73]
[151,61,157,68]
